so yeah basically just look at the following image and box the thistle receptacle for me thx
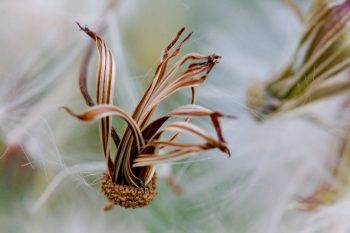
[63,23,232,209]
[247,0,350,120]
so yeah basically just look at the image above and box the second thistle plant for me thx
[63,24,232,209]
[247,0,350,120]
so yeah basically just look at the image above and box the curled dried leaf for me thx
[62,105,144,151]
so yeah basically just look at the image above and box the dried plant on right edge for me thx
[63,24,233,209]
[247,0,350,120]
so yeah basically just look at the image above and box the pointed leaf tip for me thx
[76,22,97,39]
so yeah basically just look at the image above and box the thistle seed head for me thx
[246,80,279,120]
[100,172,157,209]
[63,24,232,208]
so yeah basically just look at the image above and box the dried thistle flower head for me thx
[297,132,350,211]
[63,23,232,209]
[296,107,350,211]
[247,0,350,120]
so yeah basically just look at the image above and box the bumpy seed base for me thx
[100,172,157,208]
[246,81,267,118]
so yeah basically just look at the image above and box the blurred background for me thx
[2,0,350,232]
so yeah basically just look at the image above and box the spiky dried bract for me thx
[247,0,350,120]
[63,24,231,208]
[101,172,157,208]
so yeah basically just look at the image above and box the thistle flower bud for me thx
[247,0,350,120]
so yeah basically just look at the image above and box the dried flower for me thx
[247,0,350,120]
[297,100,350,210]
[63,23,232,208]
[297,132,350,210]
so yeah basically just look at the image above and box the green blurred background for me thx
[0,0,318,233]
